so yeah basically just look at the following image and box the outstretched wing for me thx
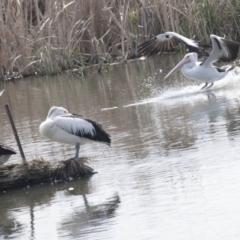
[202,35,240,66]
[138,32,207,58]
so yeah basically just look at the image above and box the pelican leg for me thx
[206,82,214,89]
[201,82,208,90]
[75,143,80,159]
[66,143,80,161]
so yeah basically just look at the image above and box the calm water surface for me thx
[1,55,240,240]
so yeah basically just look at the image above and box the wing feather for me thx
[138,32,201,56]
[55,115,111,145]
[0,143,16,156]
[202,35,240,66]
[138,35,180,56]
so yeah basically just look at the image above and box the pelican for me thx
[164,34,240,89]
[0,143,16,165]
[39,106,111,160]
[138,32,208,58]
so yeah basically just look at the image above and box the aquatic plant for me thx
[0,0,239,80]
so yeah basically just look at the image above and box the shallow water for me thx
[1,55,240,240]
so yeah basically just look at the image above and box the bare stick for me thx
[5,104,27,163]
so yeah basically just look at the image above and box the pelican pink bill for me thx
[164,34,240,89]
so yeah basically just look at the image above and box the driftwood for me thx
[0,158,95,190]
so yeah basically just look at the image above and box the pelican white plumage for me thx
[0,143,16,165]
[164,34,240,89]
[138,32,208,59]
[39,106,111,160]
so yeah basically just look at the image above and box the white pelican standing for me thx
[138,32,208,59]
[0,143,16,165]
[164,34,240,89]
[39,106,111,160]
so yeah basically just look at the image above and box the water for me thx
[1,55,240,240]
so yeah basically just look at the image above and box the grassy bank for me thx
[0,0,240,80]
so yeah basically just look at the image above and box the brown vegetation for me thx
[0,158,95,190]
[0,0,240,80]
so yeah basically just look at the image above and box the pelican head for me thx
[47,106,68,119]
[164,52,198,79]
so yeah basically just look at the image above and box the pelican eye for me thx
[165,35,169,38]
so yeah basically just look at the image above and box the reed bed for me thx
[0,0,240,80]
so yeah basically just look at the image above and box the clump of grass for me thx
[0,0,239,80]
[0,157,95,190]
[54,158,96,180]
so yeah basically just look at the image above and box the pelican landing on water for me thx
[164,35,240,89]
[39,106,111,160]
[138,31,209,59]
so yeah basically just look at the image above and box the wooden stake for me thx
[5,104,26,163]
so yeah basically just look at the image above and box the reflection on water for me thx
[1,55,240,239]
[0,178,119,239]
[60,193,120,238]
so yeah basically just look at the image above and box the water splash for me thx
[101,106,119,111]
[125,70,240,107]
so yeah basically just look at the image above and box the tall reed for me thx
[0,0,239,80]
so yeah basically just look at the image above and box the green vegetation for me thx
[0,0,240,80]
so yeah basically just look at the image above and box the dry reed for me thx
[0,0,239,80]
